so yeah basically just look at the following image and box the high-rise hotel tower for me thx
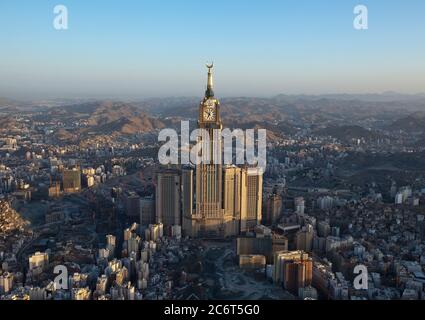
[182,64,227,237]
[157,65,263,238]
[182,65,263,238]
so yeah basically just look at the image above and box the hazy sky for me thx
[0,0,424,99]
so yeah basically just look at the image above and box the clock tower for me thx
[199,64,221,126]
[192,64,226,237]
[180,65,263,238]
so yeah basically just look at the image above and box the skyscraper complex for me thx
[157,65,264,238]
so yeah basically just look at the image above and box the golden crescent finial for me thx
[206,62,214,70]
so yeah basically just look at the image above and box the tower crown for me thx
[205,63,214,98]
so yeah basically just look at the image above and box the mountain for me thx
[315,125,383,141]
[0,97,53,111]
[136,94,425,128]
[86,113,165,135]
[141,96,310,122]
[273,92,425,103]
[389,112,425,133]
[52,101,166,137]
[85,102,141,126]
[0,97,20,107]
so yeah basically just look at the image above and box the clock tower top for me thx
[205,63,214,98]
[199,64,221,125]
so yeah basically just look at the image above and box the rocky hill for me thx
[58,101,166,136]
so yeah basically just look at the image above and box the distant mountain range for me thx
[388,111,425,133]
[273,92,425,103]
[2,93,425,141]
[0,97,20,107]
[2,92,425,106]
[135,94,425,124]
[315,125,383,141]
[51,101,166,138]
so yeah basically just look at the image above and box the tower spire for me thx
[205,63,214,98]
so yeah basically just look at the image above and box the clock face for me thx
[203,107,216,121]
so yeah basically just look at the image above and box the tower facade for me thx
[63,167,81,193]
[180,65,264,238]
[265,193,283,225]
[222,166,243,236]
[240,167,263,233]
[189,64,226,237]
[156,170,181,230]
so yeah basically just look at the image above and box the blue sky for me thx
[0,0,424,99]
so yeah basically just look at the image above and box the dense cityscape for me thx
[1,64,425,301]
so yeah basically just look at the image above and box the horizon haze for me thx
[0,0,424,100]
